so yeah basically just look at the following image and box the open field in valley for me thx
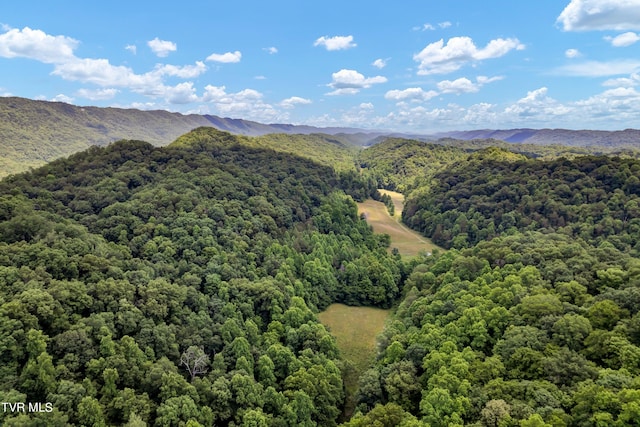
[318,303,391,417]
[357,189,441,257]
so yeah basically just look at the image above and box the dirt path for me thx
[357,189,440,257]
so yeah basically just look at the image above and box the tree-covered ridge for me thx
[357,137,640,198]
[433,137,640,160]
[0,97,217,178]
[0,131,402,426]
[345,145,640,426]
[403,149,640,252]
[6,122,640,426]
[172,127,359,172]
[0,97,373,179]
[351,232,640,426]
[357,138,470,193]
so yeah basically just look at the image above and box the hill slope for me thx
[172,127,359,172]
[0,130,401,426]
[4,96,640,179]
[0,97,370,178]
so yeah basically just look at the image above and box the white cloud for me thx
[153,62,207,78]
[558,0,640,31]
[314,35,356,51]
[572,85,640,123]
[51,94,74,103]
[463,102,497,124]
[436,75,503,94]
[147,38,176,57]
[201,85,227,102]
[313,80,640,132]
[201,85,283,122]
[264,47,278,54]
[326,69,387,95]
[476,75,504,85]
[164,82,199,104]
[513,87,549,105]
[76,88,119,100]
[51,57,205,103]
[339,102,385,126]
[565,48,582,58]
[602,72,640,87]
[0,27,211,106]
[385,87,438,102]
[372,58,387,69]
[129,101,158,110]
[380,87,572,130]
[52,58,154,88]
[504,87,571,119]
[555,59,640,76]
[280,96,312,109]
[125,44,137,55]
[605,31,640,46]
[206,51,242,63]
[437,77,478,94]
[413,36,525,75]
[415,21,452,31]
[0,26,77,63]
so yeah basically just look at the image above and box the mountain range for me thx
[431,128,640,147]
[2,96,640,178]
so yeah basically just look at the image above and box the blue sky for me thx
[2,0,640,132]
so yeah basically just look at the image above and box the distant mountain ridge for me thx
[2,96,640,178]
[0,96,376,177]
[430,128,640,147]
[201,114,366,137]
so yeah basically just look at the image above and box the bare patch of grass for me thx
[319,303,390,418]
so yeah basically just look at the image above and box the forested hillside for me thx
[3,124,640,426]
[0,97,214,178]
[173,127,359,173]
[357,138,469,193]
[348,231,640,426]
[402,147,640,252]
[357,137,640,196]
[0,129,401,426]
[347,147,640,426]
[0,97,370,179]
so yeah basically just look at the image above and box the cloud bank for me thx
[558,0,640,31]
[413,36,524,75]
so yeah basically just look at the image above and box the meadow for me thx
[357,190,440,257]
[318,303,391,417]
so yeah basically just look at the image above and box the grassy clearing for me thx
[357,190,441,257]
[318,303,390,418]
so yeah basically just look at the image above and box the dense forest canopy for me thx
[2,126,640,426]
[0,129,399,426]
[352,144,640,426]
[402,148,640,253]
